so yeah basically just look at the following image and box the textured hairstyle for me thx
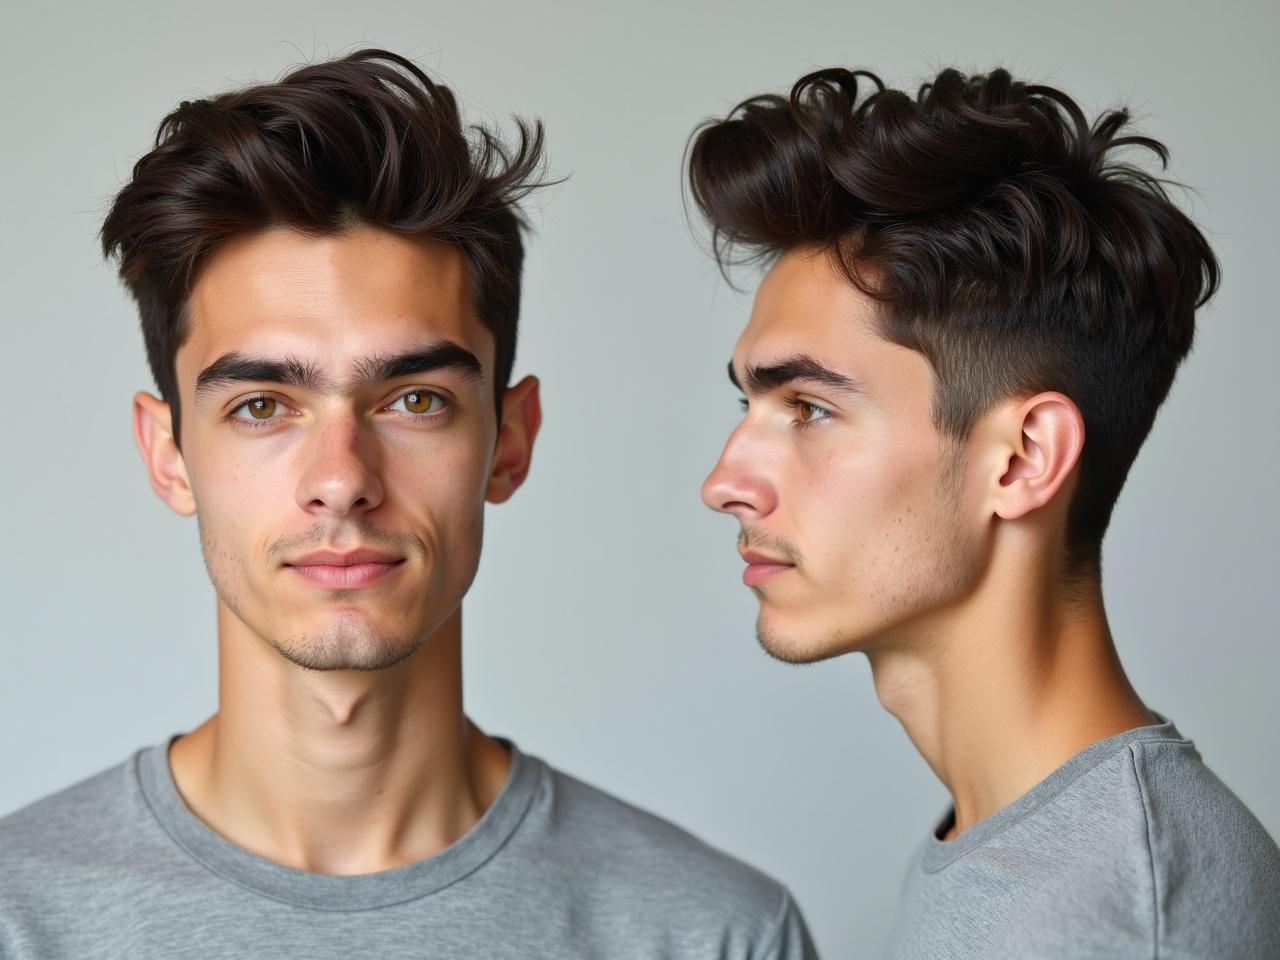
[687,67,1219,574]
[101,48,549,447]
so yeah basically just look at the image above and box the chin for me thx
[754,601,887,663]
[755,616,838,665]
[271,618,425,672]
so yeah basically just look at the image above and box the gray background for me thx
[2,1,1277,955]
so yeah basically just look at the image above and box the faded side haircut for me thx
[687,67,1219,575]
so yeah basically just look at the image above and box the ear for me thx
[989,392,1085,522]
[486,374,541,504]
[133,391,196,516]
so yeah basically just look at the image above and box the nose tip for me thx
[701,458,760,520]
[302,479,383,518]
[296,421,385,517]
[700,463,733,514]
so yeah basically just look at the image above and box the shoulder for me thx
[1127,736,1280,875]
[0,752,146,876]
[0,754,147,954]
[520,755,813,955]
[541,761,783,896]
[1125,736,1280,954]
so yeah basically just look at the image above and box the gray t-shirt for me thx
[883,717,1280,959]
[0,737,815,959]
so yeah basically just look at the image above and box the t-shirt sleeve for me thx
[1133,741,1280,959]
[757,889,820,960]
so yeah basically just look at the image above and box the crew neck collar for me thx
[921,714,1189,873]
[135,733,541,911]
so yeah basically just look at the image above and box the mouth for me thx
[739,550,795,587]
[284,549,407,590]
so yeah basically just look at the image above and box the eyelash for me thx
[737,396,833,430]
[227,389,454,431]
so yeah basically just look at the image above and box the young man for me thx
[0,50,815,958]
[688,66,1280,957]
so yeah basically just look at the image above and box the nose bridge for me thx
[715,419,752,474]
[296,408,384,516]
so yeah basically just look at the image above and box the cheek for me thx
[386,440,490,563]
[185,447,282,611]
[795,426,945,569]
[391,439,489,509]
[187,443,283,545]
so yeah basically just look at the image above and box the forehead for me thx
[179,224,492,378]
[737,247,883,366]
[735,248,940,414]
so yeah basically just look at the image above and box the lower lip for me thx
[743,563,794,587]
[287,560,405,588]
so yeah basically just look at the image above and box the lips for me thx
[739,549,795,587]
[287,548,403,567]
[739,550,789,566]
[284,548,406,589]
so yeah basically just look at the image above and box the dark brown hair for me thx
[687,67,1219,574]
[101,48,549,447]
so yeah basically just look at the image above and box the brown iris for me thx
[403,391,433,413]
[248,397,276,419]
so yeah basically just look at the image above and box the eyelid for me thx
[227,392,295,420]
[735,391,835,426]
[390,385,447,401]
[785,395,834,427]
[735,391,833,409]
[384,387,454,416]
[791,395,832,411]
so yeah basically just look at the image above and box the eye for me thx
[789,398,833,426]
[232,396,280,420]
[390,390,448,416]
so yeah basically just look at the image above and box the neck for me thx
[169,604,511,875]
[868,545,1155,840]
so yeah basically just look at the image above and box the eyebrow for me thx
[194,341,485,402]
[728,354,862,396]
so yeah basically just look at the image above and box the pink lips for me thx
[739,550,795,587]
[285,549,406,589]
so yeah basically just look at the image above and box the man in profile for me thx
[0,50,815,958]
[688,66,1280,957]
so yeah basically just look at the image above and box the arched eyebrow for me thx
[728,354,861,396]
[194,340,485,402]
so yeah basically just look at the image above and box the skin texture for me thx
[704,249,979,664]
[133,224,540,874]
[702,247,1155,838]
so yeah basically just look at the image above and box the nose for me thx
[700,424,777,521]
[294,415,385,518]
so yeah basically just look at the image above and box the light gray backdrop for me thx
[2,1,1276,955]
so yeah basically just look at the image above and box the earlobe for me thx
[486,375,541,504]
[133,392,196,516]
[991,393,1085,522]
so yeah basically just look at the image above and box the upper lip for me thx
[286,549,404,567]
[739,549,793,566]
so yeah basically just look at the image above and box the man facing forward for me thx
[0,50,815,959]
[688,66,1280,957]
